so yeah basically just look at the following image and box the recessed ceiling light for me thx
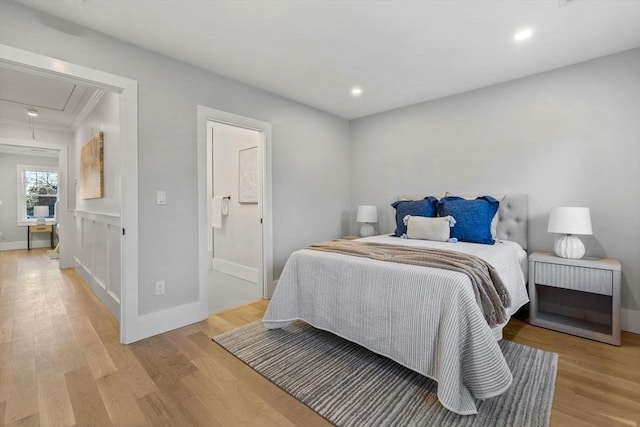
[27,108,39,117]
[351,87,363,96]
[514,28,533,42]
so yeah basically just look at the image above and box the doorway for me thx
[0,43,140,343]
[0,142,65,253]
[196,106,273,313]
[208,122,262,312]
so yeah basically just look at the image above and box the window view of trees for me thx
[25,170,58,218]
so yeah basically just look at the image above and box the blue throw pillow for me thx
[391,197,438,237]
[437,196,499,244]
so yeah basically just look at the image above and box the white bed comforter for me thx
[263,235,529,415]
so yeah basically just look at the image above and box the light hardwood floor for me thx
[1,248,638,426]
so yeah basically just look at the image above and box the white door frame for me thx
[0,44,140,344]
[197,106,274,300]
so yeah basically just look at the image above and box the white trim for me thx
[16,219,57,227]
[74,255,120,319]
[0,240,53,251]
[1,44,139,344]
[132,301,208,342]
[0,145,59,157]
[622,308,640,334]
[73,209,121,226]
[70,89,105,131]
[211,258,259,284]
[197,106,274,312]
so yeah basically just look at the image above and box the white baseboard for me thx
[622,308,640,334]
[131,301,208,343]
[212,257,258,283]
[0,240,54,251]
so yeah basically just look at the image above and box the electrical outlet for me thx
[155,280,165,295]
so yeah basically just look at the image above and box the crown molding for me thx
[70,89,105,131]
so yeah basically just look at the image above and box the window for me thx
[17,165,58,223]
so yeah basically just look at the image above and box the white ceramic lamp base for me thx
[359,223,375,238]
[554,234,585,259]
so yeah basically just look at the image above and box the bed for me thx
[263,195,529,415]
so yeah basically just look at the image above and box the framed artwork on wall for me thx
[238,146,258,204]
[80,131,104,199]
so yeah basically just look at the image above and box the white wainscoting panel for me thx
[108,227,121,303]
[73,210,121,320]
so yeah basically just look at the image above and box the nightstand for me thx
[528,252,621,346]
[27,224,54,250]
[341,235,361,240]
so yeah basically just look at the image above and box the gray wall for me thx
[0,1,351,315]
[350,49,640,330]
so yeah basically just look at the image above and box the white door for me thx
[208,121,263,312]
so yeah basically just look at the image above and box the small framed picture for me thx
[238,146,258,204]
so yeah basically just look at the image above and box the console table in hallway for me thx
[27,224,54,250]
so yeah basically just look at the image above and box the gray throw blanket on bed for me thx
[308,240,511,327]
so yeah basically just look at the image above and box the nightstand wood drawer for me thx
[534,262,613,296]
[30,225,52,233]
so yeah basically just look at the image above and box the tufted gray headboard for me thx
[496,194,528,251]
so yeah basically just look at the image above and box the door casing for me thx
[197,106,274,301]
[0,44,140,343]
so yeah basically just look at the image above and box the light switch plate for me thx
[156,191,166,205]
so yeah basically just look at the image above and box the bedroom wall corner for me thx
[348,48,640,333]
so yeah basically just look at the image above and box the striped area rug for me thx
[214,321,557,427]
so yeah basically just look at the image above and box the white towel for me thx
[212,196,223,229]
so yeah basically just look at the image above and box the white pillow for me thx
[444,192,505,239]
[404,215,452,242]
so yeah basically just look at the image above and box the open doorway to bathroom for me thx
[196,106,273,315]
[208,121,263,312]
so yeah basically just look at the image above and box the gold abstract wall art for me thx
[80,131,104,199]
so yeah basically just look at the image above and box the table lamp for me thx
[547,207,592,259]
[33,205,49,225]
[356,205,378,237]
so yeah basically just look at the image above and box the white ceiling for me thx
[15,0,640,119]
[0,63,101,131]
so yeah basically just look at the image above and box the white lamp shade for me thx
[356,205,378,223]
[547,207,592,235]
[33,205,49,218]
